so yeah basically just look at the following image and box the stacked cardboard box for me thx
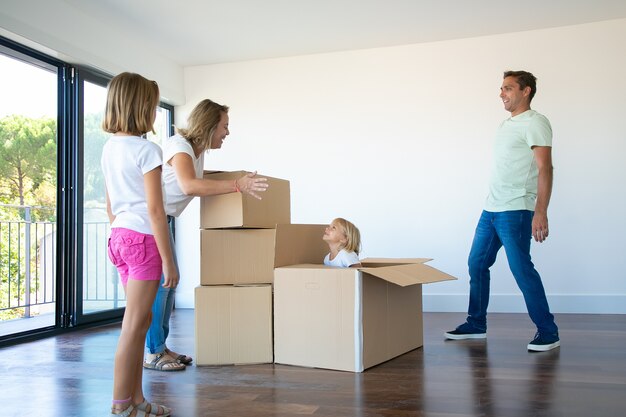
[195,170,328,365]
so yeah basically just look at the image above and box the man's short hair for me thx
[504,70,537,102]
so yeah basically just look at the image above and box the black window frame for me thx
[0,35,175,346]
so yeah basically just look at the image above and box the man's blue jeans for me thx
[466,210,558,336]
[146,223,179,354]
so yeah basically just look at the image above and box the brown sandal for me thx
[111,402,160,417]
[143,352,185,371]
[137,399,171,416]
[165,347,193,365]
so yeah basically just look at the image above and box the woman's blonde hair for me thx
[102,72,160,135]
[334,218,362,255]
[177,99,229,152]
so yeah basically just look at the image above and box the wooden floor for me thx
[0,310,625,417]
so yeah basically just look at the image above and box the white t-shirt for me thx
[101,136,163,234]
[162,134,205,217]
[485,109,552,212]
[324,249,360,267]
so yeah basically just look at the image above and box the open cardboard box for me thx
[273,258,456,372]
[200,170,290,229]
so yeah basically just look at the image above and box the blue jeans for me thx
[146,221,179,354]
[466,210,558,336]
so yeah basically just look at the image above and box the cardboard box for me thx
[195,285,273,365]
[200,170,290,229]
[201,223,328,285]
[273,259,456,372]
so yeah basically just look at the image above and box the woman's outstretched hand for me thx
[236,171,269,200]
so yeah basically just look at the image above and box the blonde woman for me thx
[144,99,269,371]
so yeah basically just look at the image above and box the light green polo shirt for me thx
[485,109,552,212]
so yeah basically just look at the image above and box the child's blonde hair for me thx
[333,217,361,255]
[177,99,229,152]
[102,72,160,136]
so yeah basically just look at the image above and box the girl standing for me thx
[101,72,175,417]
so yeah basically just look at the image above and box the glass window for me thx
[81,81,174,316]
[0,38,175,341]
[0,51,58,335]
[147,104,174,146]
[82,80,123,314]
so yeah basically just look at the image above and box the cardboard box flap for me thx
[360,258,432,267]
[273,224,329,267]
[359,262,456,287]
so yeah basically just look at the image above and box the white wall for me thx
[175,19,626,314]
[0,0,185,104]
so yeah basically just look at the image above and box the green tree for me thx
[83,112,108,204]
[0,115,57,215]
[0,115,57,320]
[0,221,26,320]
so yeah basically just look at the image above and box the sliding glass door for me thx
[74,68,174,325]
[74,69,126,323]
[0,45,60,337]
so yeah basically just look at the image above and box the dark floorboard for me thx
[0,310,625,417]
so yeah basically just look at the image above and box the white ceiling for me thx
[66,0,626,66]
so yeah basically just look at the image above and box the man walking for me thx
[445,70,560,352]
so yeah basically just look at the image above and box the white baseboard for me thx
[423,294,626,314]
[181,291,626,314]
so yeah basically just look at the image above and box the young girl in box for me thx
[323,218,362,267]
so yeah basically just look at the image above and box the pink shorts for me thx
[107,228,162,286]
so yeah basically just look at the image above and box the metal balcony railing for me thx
[0,205,56,322]
[1,204,123,327]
